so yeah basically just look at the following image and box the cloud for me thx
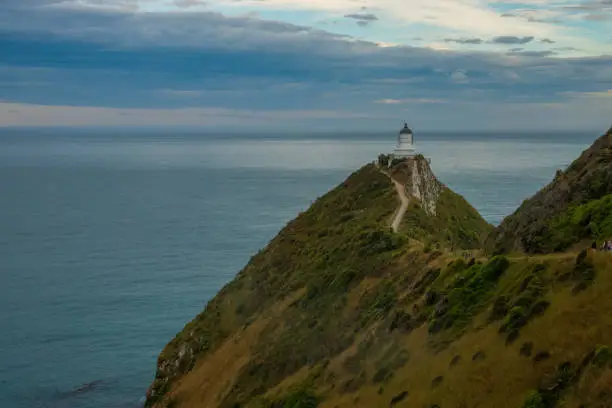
[374,98,445,104]
[492,36,535,45]
[157,89,204,97]
[507,50,558,57]
[444,37,484,44]
[0,1,611,130]
[173,0,207,8]
[561,89,612,98]
[343,13,379,26]
[450,70,470,84]
[540,38,556,44]
[583,13,612,20]
[0,102,375,127]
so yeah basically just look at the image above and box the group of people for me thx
[593,240,612,251]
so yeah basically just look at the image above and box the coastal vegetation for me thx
[487,127,612,254]
[147,128,612,408]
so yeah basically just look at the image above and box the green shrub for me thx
[360,282,397,326]
[546,194,612,252]
[522,390,546,408]
[481,256,510,280]
[428,256,510,334]
[275,389,319,408]
[593,345,612,367]
[500,306,528,333]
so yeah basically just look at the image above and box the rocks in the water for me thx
[55,380,104,400]
[520,342,534,357]
[389,391,409,407]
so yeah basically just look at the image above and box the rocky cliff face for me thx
[389,156,491,250]
[404,156,442,216]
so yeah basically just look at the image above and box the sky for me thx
[0,0,611,131]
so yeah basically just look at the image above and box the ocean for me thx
[0,129,597,408]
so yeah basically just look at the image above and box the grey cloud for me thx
[564,0,612,10]
[173,0,207,8]
[2,0,612,112]
[560,0,612,22]
[444,36,536,46]
[584,13,612,20]
[540,38,556,44]
[500,11,561,24]
[492,36,535,45]
[507,50,557,57]
[444,37,483,44]
[450,70,469,84]
[344,13,378,26]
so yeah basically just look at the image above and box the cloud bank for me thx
[0,0,610,130]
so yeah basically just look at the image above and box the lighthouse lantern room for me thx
[393,123,416,159]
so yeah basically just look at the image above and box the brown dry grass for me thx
[318,253,612,408]
[164,252,612,408]
[167,290,304,408]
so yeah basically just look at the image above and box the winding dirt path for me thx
[375,163,410,233]
[390,178,409,233]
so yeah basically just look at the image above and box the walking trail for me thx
[390,178,410,233]
[376,164,410,233]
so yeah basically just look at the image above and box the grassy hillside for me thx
[487,127,612,254]
[146,131,612,408]
[146,162,490,407]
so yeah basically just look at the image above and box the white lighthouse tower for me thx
[393,123,416,159]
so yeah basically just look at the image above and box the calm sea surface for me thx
[0,129,597,407]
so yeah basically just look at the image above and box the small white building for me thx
[393,123,416,159]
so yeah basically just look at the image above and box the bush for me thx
[522,390,546,408]
[428,257,510,334]
[360,282,397,326]
[593,345,612,367]
[546,194,612,252]
[481,256,510,280]
[500,306,528,333]
[278,390,319,408]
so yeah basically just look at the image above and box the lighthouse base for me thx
[392,148,416,159]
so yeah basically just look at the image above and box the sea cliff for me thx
[147,133,612,408]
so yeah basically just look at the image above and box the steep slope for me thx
[388,156,491,249]
[146,160,490,407]
[147,141,612,408]
[487,127,612,254]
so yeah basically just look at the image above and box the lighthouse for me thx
[393,123,416,159]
